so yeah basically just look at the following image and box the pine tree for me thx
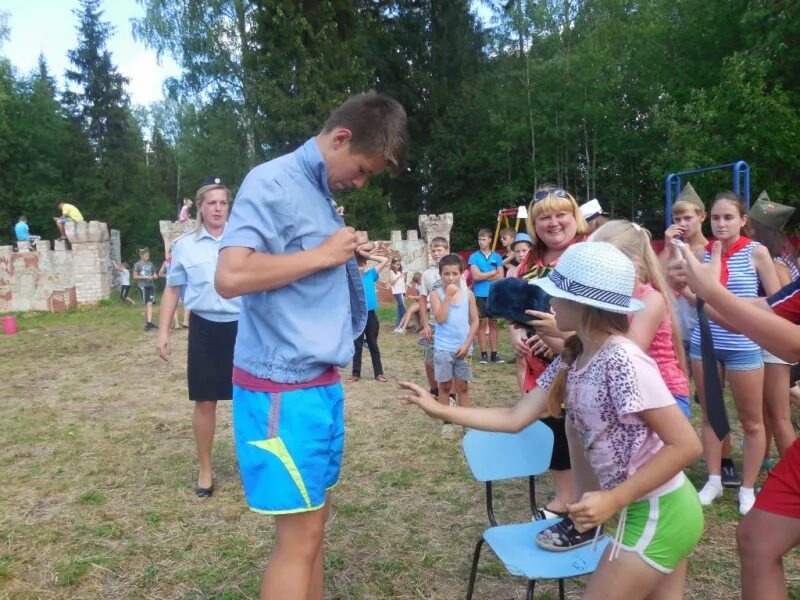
[63,0,150,257]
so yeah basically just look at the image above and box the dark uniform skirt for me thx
[187,312,238,401]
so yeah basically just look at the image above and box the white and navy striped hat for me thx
[530,241,644,314]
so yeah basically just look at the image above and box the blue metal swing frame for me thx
[664,161,750,230]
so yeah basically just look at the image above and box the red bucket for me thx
[2,315,17,335]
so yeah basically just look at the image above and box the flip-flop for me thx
[375,375,387,382]
[346,376,360,383]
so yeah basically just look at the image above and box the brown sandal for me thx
[346,376,360,383]
[375,375,387,382]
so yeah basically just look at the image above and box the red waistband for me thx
[232,365,340,392]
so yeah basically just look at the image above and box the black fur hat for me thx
[486,278,551,332]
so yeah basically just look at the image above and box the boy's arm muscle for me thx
[465,291,479,345]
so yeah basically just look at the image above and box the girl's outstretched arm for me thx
[398,381,549,433]
[568,404,701,531]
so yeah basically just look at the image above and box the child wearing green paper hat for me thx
[748,191,798,464]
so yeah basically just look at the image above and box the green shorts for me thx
[619,475,703,573]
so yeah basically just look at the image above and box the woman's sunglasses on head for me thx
[533,188,568,203]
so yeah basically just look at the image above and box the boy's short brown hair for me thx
[671,201,705,217]
[429,236,449,249]
[323,91,408,177]
[477,228,493,238]
[438,253,465,273]
[499,227,516,240]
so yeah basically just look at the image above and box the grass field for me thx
[1,301,799,599]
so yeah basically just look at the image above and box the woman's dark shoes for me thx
[195,482,214,497]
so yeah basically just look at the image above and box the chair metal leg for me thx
[559,578,565,600]
[465,538,484,600]
[526,579,536,600]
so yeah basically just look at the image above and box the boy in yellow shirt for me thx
[53,200,84,239]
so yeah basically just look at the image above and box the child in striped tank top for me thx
[681,192,781,515]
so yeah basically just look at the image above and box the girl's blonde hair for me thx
[590,219,687,376]
[194,184,231,235]
[547,305,629,417]
[525,188,590,258]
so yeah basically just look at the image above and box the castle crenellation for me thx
[1,214,453,314]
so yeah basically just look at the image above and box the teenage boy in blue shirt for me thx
[215,92,407,600]
[468,228,505,364]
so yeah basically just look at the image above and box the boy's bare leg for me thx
[146,302,153,324]
[455,379,470,408]
[424,362,436,391]
[307,501,330,600]
[262,502,329,600]
[193,400,216,489]
[437,380,451,407]
[488,319,499,353]
[477,318,488,353]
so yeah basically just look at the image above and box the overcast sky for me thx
[2,1,492,107]
[2,0,180,106]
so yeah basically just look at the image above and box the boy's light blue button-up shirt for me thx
[167,226,241,322]
[219,137,367,384]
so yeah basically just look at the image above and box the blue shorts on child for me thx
[232,381,344,514]
[434,348,473,383]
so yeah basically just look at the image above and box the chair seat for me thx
[483,519,610,580]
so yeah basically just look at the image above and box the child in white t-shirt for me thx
[112,261,135,305]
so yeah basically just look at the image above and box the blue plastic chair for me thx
[462,421,609,600]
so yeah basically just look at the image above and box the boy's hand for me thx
[567,490,623,533]
[156,331,171,362]
[445,283,459,298]
[455,344,469,359]
[321,227,359,267]
[421,323,432,341]
[398,381,442,417]
[664,224,687,244]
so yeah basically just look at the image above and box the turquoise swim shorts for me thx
[232,383,345,514]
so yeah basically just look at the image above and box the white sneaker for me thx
[441,423,457,439]
[739,490,756,515]
[697,481,723,505]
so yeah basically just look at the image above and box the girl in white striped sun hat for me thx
[400,240,704,595]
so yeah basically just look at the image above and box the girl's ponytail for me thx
[547,335,583,417]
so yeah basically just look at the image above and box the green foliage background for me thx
[1,0,800,257]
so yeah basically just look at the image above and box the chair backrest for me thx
[462,421,554,482]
